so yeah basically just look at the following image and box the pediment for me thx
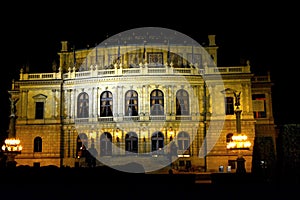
[32,94,47,100]
[220,88,236,95]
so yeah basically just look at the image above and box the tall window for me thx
[176,89,189,115]
[150,89,164,115]
[100,132,112,156]
[35,102,44,119]
[125,132,138,154]
[252,94,267,118]
[34,137,42,152]
[151,132,164,152]
[100,91,113,117]
[225,97,234,115]
[125,90,138,116]
[77,92,89,118]
[177,132,190,151]
[33,94,47,119]
[76,133,88,158]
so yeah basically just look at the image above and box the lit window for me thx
[176,89,189,115]
[150,89,164,115]
[125,90,138,116]
[100,91,113,117]
[77,92,89,118]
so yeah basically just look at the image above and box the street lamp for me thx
[226,134,251,150]
[1,138,22,167]
[1,96,22,167]
[226,90,251,173]
[2,138,22,152]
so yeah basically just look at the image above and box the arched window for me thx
[100,132,112,156]
[125,90,138,116]
[151,132,164,152]
[100,91,113,117]
[34,137,42,152]
[77,92,89,118]
[76,133,88,158]
[176,89,189,115]
[150,89,164,115]
[125,132,138,154]
[177,132,190,151]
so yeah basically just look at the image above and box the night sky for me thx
[1,3,298,136]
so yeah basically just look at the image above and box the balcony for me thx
[18,65,250,81]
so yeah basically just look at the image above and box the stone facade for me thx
[8,29,277,173]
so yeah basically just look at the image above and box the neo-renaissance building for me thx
[6,28,277,173]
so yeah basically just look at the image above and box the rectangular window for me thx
[252,94,267,118]
[179,160,185,166]
[228,160,236,169]
[187,53,202,67]
[148,52,163,67]
[35,102,44,119]
[225,97,234,115]
[128,53,142,68]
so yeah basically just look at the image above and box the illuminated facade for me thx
[7,29,277,173]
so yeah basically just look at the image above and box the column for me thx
[71,89,76,118]
[52,89,57,118]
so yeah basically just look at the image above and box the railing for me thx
[175,116,192,121]
[19,65,251,81]
[149,116,166,121]
[252,75,271,82]
[98,117,114,122]
[123,116,140,121]
[22,114,200,125]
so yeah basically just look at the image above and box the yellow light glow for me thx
[2,138,23,152]
[5,138,21,145]
[168,127,174,135]
[227,134,251,150]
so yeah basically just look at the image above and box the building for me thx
[5,27,277,173]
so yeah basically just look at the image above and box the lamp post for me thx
[1,97,22,168]
[226,91,251,174]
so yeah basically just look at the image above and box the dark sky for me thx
[1,3,298,136]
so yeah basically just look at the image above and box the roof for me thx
[98,27,199,47]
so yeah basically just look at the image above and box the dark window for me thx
[76,133,88,158]
[125,90,138,116]
[176,89,189,115]
[179,160,185,166]
[225,97,234,115]
[125,132,138,154]
[228,160,236,169]
[170,52,184,68]
[34,137,42,152]
[100,132,112,156]
[150,89,164,115]
[177,132,190,151]
[77,92,89,118]
[35,102,44,119]
[151,132,164,152]
[100,91,113,117]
